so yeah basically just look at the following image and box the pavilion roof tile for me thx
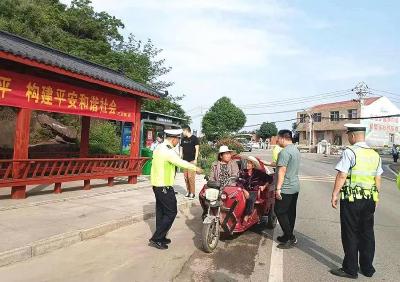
[0,31,161,98]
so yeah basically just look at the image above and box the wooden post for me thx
[80,116,91,190]
[128,99,141,184]
[80,116,90,157]
[107,177,114,187]
[54,182,62,194]
[11,108,31,199]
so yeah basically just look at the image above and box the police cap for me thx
[344,123,367,133]
[165,128,183,137]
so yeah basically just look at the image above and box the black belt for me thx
[153,186,173,189]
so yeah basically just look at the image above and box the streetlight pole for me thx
[304,109,313,151]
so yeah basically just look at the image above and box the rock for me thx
[37,114,78,142]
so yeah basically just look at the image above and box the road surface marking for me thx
[298,176,335,183]
[250,233,269,281]
[268,228,283,282]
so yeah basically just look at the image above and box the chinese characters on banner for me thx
[0,70,135,122]
[368,117,399,133]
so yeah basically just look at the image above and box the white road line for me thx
[385,164,399,177]
[268,228,283,282]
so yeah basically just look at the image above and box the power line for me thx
[188,89,353,114]
[242,113,400,128]
[243,118,298,128]
[369,88,399,96]
[245,108,305,116]
[239,91,353,109]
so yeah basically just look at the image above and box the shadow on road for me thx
[294,231,343,269]
[184,204,204,250]
[142,202,156,235]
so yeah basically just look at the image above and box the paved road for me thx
[0,150,399,282]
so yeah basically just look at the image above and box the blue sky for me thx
[62,0,400,131]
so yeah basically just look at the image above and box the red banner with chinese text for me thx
[0,69,136,121]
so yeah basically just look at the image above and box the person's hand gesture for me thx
[331,193,339,209]
[275,189,282,200]
[196,167,203,174]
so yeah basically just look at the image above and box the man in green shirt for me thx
[274,129,301,249]
[149,129,203,250]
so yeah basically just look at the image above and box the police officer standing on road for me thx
[149,129,203,250]
[330,124,383,279]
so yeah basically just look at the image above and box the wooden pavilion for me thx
[0,31,161,199]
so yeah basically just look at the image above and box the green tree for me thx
[202,97,246,140]
[0,0,172,90]
[0,0,189,142]
[142,95,190,124]
[257,122,278,139]
[292,122,299,143]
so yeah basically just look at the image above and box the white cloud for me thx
[61,0,396,130]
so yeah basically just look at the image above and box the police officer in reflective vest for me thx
[149,129,203,250]
[331,124,383,279]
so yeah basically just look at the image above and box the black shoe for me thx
[330,268,358,279]
[360,269,375,278]
[148,239,168,250]
[161,237,171,244]
[277,237,297,249]
[277,235,289,243]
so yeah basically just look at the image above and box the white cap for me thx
[165,128,183,137]
[344,123,367,133]
[218,145,233,154]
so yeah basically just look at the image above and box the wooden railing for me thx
[0,157,148,188]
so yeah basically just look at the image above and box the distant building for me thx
[296,97,400,147]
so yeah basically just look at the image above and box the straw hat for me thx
[241,155,262,170]
[218,145,233,154]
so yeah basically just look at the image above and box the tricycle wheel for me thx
[266,209,277,229]
[201,221,220,253]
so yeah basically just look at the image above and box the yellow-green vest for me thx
[341,145,380,202]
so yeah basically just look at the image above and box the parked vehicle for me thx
[237,138,252,152]
[198,157,276,253]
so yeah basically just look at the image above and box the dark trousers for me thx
[340,199,376,276]
[274,193,299,239]
[393,154,399,163]
[244,191,257,216]
[151,186,178,241]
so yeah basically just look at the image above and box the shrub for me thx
[216,137,244,154]
[89,120,121,154]
[199,142,217,176]
[198,137,244,176]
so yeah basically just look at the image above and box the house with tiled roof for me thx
[296,96,400,147]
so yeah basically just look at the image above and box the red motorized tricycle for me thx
[199,156,276,253]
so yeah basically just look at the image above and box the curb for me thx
[0,199,199,268]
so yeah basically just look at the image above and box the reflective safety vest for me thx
[151,141,197,187]
[340,145,380,202]
[272,145,282,163]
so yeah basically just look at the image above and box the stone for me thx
[37,114,78,142]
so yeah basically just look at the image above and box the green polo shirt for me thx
[276,143,300,194]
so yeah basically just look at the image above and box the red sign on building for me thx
[0,70,135,121]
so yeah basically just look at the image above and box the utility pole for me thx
[305,109,313,150]
[352,82,369,106]
[352,82,370,123]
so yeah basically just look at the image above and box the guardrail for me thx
[0,157,148,188]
